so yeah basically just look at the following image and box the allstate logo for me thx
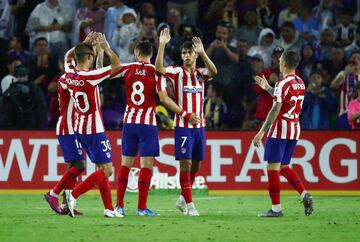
[126,167,140,192]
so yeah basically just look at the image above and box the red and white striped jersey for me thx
[111,62,167,126]
[56,74,75,135]
[267,75,305,140]
[165,66,210,128]
[338,73,360,116]
[63,64,112,134]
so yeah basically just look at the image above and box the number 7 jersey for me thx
[268,74,305,140]
[111,62,167,126]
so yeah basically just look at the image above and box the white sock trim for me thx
[300,191,307,200]
[50,190,58,197]
[272,204,282,212]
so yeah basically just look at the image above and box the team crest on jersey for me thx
[181,147,186,154]
[78,149,83,155]
[196,73,204,83]
[106,152,111,158]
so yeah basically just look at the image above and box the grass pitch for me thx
[0,191,359,242]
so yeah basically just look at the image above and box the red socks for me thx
[267,170,281,205]
[138,168,153,210]
[53,166,81,195]
[180,171,192,203]
[116,166,130,207]
[190,172,196,187]
[72,170,113,210]
[280,166,306,195]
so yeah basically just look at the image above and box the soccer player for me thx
[253,50,314,217]
[155,28,218,216]
[111,40,200,216]
[63,33,122,218]
[44,34,102,215]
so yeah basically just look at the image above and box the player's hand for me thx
[253,131,264,148]
[254,75,270,90]
[159,28,171,45]
[96,33,111,50]
[188,113,201,125]
[83,32,98,45]
[192,37,205,54]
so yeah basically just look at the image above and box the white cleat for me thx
[104,209,124,218]
[64,190,76,217]
[176,195,187,215]
[186,202,200,216]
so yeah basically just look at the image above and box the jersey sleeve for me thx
[78,65,112,85]
[273,81,284,103]
[165,66,180,82]
[110,63,131,79]
[155,73,167,93]
[64,60,75,73]
[198,68,211,82]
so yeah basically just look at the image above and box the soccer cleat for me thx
[64,190,76,217]
[115,205,126,216]
[136,208,160,216]
[104,209,124,218]
[186,202,200,216]
[44,192,62,214]
[302,193,314,216]
[176,195,187,215]
[258,209,284,217]
[61,192,83,215]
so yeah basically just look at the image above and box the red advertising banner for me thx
[0,131,359,193]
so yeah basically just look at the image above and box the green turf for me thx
[0,191,359,242]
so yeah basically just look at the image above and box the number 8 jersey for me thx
[62,65,112,134]
[111,62,167,126]
[268,74,306,140]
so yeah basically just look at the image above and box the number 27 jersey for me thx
[111,62,166,126]
[268,75,305,140]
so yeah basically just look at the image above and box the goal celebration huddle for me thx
[44,30,313,218]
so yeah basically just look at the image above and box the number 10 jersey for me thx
[111,62,167,126]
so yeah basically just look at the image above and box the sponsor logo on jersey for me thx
[183,86,203,93]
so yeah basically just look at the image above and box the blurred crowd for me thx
[0,0,360,130]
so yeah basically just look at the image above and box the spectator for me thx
[167,0,198,25]
[253,47,284,127]
[347,82,360,129]
[206,22,238,86]
[72,0,106,45]
[165,8,182,36]
[279,21,302,52]
[104,0,129,49]
[112,8,139,63]
[0,64,47,129]
[293,3,320,42]
[204,82,229,129]
[301,70,338,129]
[25,0,72,59]
[27,37,59,95]
[333,8,357,47]
[313,0,336,30]
[345,27,360,60]
[1,56,22,94]
[7,35,31,65]
[235,10,262,46]
[129,15,158,64]
[331,51,360,129]
[277,0,299,29]
[247,28,277,68]
[222,0,239,30]
[298,42,319,84]
[317,28,335,61]
[256,0,275,29]
[327,44,347,78]
[0,0,15,76]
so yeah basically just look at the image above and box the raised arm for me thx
[255,75,274,96]
[192,37,217,78]
[97,33,121,74]
[155,28,171,74]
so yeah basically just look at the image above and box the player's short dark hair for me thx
[135,40,153,57]
[282,51,300,69]
[34,37,48,45]
[179,41,193,53]
[74,42,94,63]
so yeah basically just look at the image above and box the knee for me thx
[71,160,86,172]
[103,165,113,177]
[191,160,201,173]
[180,159,192,171]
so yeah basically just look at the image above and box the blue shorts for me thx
[264,137,297,165]
[75,132,112,164]
[122,124,159,157]
[175,127,205,161]
[57,135,84,162]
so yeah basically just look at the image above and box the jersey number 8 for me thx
[131,81,145,105]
